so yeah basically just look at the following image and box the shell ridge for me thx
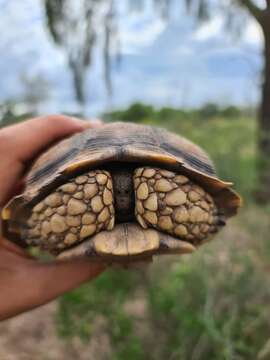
[161,142,216,177]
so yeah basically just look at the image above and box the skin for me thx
[0,115,106,321]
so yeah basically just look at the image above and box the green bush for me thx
[0,101,32,127]
[146,241,270,360]
[104,103,154,123]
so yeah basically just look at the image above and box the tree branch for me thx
[236,0,263,22]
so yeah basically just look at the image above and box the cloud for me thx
[193,15,224,41]
[244,19,263,46]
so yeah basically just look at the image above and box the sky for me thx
[0,0,264,116]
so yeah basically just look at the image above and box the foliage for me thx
[104,103,155,123]
[56,268,147,358]
[105,102,245,122]
[147,236,270,360]
[0,102,33,127]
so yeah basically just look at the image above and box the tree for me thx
[44,0,117,105]
[154,0,270,201]
[250,3,270,202]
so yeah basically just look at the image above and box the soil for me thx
[0,301,111,360]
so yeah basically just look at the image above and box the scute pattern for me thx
[26,170,115,252]
[134,167,225,245]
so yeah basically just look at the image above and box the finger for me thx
[1,115,88,163]
[7,178,26,199]
[0,237,33,259]
[0,115,102,206]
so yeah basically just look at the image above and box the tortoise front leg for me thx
[133,167,225,245]
[26,170,115,253]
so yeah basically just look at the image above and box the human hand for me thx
[0,115,106,321]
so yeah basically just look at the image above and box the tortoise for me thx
[2,122,241,263]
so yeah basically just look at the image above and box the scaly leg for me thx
[134,167,225,245]
[26,170,115,253]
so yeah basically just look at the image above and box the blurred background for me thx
[1,1,270,359]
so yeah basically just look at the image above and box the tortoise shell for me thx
[2,122,241,262]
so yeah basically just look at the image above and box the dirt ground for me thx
[0,301,111,360]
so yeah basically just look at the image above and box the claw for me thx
[218,218,226,226]
[159,238,196,254]
[213,215,226,227]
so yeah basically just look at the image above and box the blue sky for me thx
[0,0,263,116]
